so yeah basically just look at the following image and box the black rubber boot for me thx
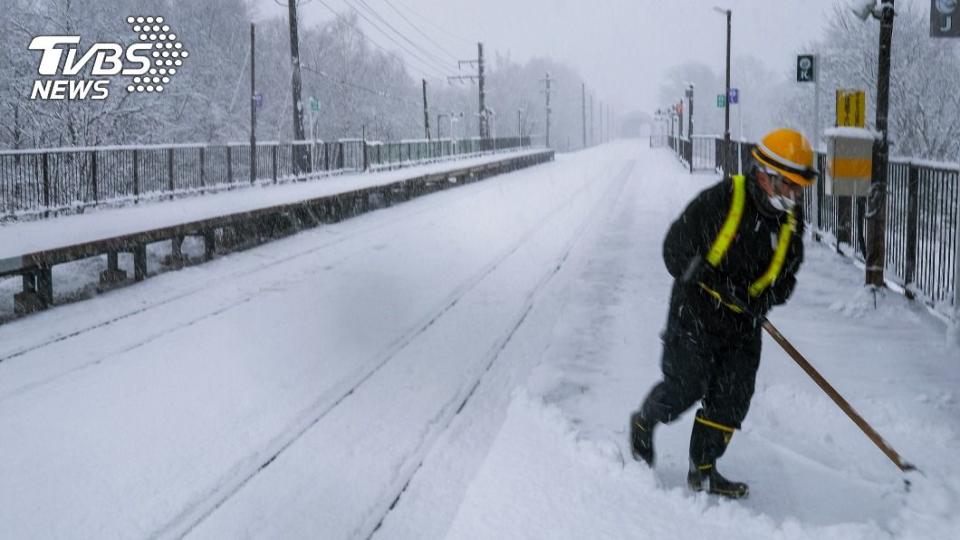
[687,409,747,498]
[629,411,655,466]
[687,462,749,499]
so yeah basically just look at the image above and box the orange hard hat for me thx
[751,129,818,186]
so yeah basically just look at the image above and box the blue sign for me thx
[253,93,264,108]
[728,88,739,104]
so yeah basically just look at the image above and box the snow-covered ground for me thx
[0,141,956,539]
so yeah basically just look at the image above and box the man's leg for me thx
[632,326,713,465]
[687,329,761,497]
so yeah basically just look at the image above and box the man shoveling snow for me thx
[630,128,817,499]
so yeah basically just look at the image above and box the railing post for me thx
[227,146,234,184]
[90,151,98,203]
[837,196,852,252]
[814,153,823,240]
[904,163,920,298]
[167,147,174,197]
[954,184,960,319]
[199,146,206,191]
[133,149,140,203]
[251,144,257,185]
[42,152,50,213]
[272,145,278,183]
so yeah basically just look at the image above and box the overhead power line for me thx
[314,0,446,80]
[350,0,458,70]
[379,0,461,63]
[336,0,453,78]
[389,0,476,46]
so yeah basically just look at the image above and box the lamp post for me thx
[686,84,694,172]
[714,6,732,174]
[857,0,895,289]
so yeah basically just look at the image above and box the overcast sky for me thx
[257,0,847,115]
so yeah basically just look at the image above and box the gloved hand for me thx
[747,291,774,316]
[681,257,749,312]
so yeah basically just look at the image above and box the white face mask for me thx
[768,192,796,212]
[763,169,797,213]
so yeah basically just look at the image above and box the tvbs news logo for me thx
[29,16,189,101]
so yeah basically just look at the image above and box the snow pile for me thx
[446,390,891,540]
[826,284,911,321]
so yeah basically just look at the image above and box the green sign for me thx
[717,94,726,108]
[309,96,320,112]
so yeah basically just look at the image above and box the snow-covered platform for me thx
[0,141,956,539]
[0,148,551,314]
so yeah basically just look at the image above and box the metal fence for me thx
[657,135,960,313]
[0,136,532,219]
[666,135,718,172]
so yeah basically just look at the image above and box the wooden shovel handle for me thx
[761,319,915,473]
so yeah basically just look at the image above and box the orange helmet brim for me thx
[751,147,817,187]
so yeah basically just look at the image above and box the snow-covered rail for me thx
[0,149,553,316]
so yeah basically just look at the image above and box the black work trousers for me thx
[640,316,762,466]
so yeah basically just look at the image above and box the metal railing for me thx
[664,136,959,314]
[664,135,717,172]
[0,136,532,219]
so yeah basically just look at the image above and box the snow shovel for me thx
[685,259,917,476]
[758,316,917,474]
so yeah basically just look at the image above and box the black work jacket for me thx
[662,173,805,339]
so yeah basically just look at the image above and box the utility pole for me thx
[422,79,431,140]
[13,104,21,150]
[250,23,256,185]
[717,7,732,173]
[478,43,486,138]
[581,83,587,148]
[590,94,594,146]
[866,0,895,288]
[686,84,694,172]
[517,109,522,138]
[609,107,613,141]
[450,42,487,139]
[599,101,604,144]
[540,72,552,147]
[678,99,684,140]
[286,0,307,175]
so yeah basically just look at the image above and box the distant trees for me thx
[0,0,593,150]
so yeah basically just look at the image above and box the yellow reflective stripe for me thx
[697,283,744,313]
[695,415,736,433]
[706,175,746,267]
[697,464,714,470]
[748,211,797,298]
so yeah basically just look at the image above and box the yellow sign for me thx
[835,90,866,127]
